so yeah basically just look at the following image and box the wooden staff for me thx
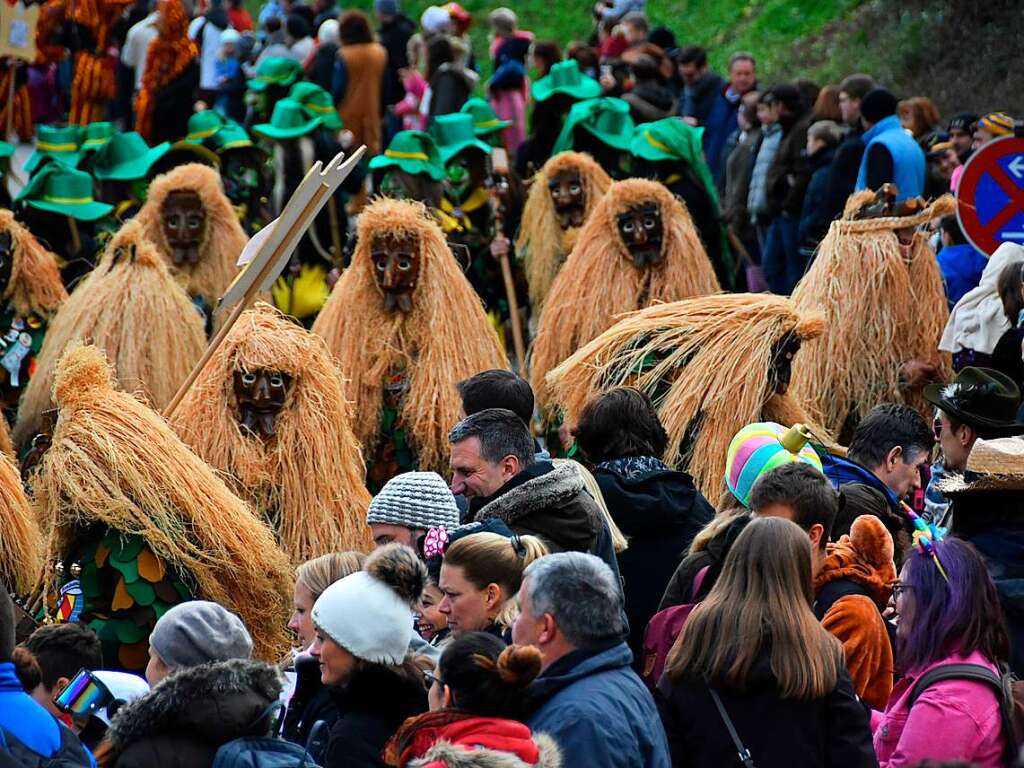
[489,147,526,370]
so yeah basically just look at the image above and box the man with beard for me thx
[312,197,506,490]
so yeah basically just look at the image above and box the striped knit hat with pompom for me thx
[366,471,460,531]
[725,422,823,507]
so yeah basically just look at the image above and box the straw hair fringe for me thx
[0,419,11,460]
[136,163,246,311]
[530,178,720,410]
[545,294,825,498]
[13,220,206,448]
[37,344,294,661]
[790,197,953,434]
[0,451,42,594]
[312,198,506,475]
[0,210,67,319]
[516,151,611,311]
[170,302,374,562]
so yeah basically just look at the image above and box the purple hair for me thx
[898,536,1010,672]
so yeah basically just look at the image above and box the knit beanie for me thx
[311,544,426,665]
[366,471,460,531]
[977,112,1014,138]
[725,422,823,507]
[860,88,899,125]
[375,0,400,15]
[149,601,253,670]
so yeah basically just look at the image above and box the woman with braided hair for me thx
[135,0,198,143]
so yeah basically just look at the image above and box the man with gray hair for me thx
[513,553,670,768]
[449,408,619,572]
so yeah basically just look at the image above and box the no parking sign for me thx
[957,136,1024,256]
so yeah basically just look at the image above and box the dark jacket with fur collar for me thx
[102,659,283,768]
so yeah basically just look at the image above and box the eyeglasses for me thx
[892,582,912,599]
[422,669,440,691]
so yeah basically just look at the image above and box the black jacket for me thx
[656,650,877,768]
[104,659,283,768]
[378,14,415,107]
[821,128,865,225]
[324,663,427,768]
[659,513,752,611]
[765,111,812,218]
[152,59,199,144]
[798,144,838,252]
[593,457,713,659]
[282,654,338,757]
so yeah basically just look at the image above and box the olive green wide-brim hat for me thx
[253,98,323,140]
[459,97,512,137]
[289,81,343,131]
[553,97,634,155]
[92,132,172,181]
[531,60,601,103]
[16,163,114,221]
[24,125,83,174]
[369,130,445,181]
[247,56,304,92]
[430,113,493,163]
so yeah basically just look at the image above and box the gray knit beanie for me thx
[366,471,460,531]
[149,601,253,670]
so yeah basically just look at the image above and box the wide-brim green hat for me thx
[369,130,445,181]
[532,60,601,103]
[0,141,12,160]
[92,132,172,181]
[253,98,322,140]
[630,118,719,208]
[184,110,227,144]
[24,125,82,174]
[430,113,493,163]
[16,163,113,221]
[212,121,257,152]
[553,97,634,154]
[79,122,116,153]
[459,97,512,137]
[247,56,303,92]
[288,81,343,131]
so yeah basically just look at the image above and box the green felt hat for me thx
[289,81,343,131]
[24,125,82,173]
[553,97,634,154]
[430,113,493,163]
[16,163,113,221]
[247,56,303,92]
[369,130,445,181]
[459,97,512,137]
[211,121,256,152]
[0,141,12,160]
[631,118,719,207]
[92,132,172,181]
[253,98,322,140]
[78,122,116,153]
[531,60,601,103]
[184,110,227,144]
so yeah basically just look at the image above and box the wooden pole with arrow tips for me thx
[162,146,366,419]
[488,147,527,370]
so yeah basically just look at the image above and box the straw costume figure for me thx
[516,151,611,312]
[12,220,205,450]
[546,293,826,499]
[311,198,506,490]
[137,163,246,329]
[36,344,293,672]
[790,186,955,442]
[0,211,67,414]
[0,450,42,595]
[170,303,373,562]
[530,178,720,409]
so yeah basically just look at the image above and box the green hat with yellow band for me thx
[630,118,719,208]
[288,81,343,131]
[369,130,444,181]
[0,141,12,160]
[211,121,256,152]
[552,97,634,154]
[92,132,172,181]
[79,122,116,153]
[184,110,228,144]
[16,163,114,221]
[531,60,601,103]
[430,113,493,163]
[253,98,322,140]
[459,97,512,137]
[247,56,303,92]
[24,125,83,174]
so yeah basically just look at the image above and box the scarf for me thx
[135,0,197,140]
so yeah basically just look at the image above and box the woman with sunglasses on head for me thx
[384,632,561,767]
[874,533,1011,767]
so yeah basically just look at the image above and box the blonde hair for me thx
[296,551,367,601]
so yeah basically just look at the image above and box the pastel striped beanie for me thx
[725,422,822,507]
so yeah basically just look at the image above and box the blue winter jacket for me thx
[855,114,925,199]
[819,452,901,515]
[937,242,989,307]
[526,642,671,768]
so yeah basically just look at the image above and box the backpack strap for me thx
[708,686,756,768]
[690,565,710,601]
[909,663,1003,707]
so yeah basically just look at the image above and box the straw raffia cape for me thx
[12,220,206,449]
[36,344,293,661]
[516,151,611,312]
[311,198,506,475]
[170,302,373,562]
[0,451,42,594]
[530,178,720,409]
[790,193,954,437]
[136,162,245,312]
[0,210,67,321]
[545,293,825,498]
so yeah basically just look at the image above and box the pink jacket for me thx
[872,649,1005,767]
